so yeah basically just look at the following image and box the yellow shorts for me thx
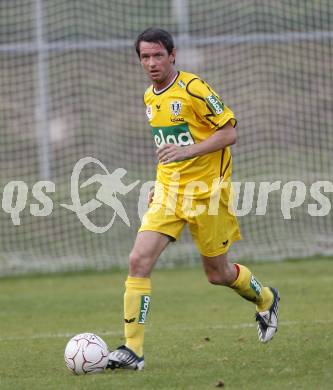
[139,186,241,257]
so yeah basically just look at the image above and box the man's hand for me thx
[156,144,191,164]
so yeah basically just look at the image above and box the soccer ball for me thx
[64,333,110,374]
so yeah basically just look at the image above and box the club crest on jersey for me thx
[170,101,182,117]
[146,105,153,121]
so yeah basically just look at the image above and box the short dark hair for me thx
[135,27,175,57]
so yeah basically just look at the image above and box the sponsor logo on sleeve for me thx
[205,94,224,115]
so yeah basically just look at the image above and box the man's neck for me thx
[153,69,178,93]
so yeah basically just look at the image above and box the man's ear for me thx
[170,48,176,64]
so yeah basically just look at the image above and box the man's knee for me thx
[206,271,230,286]
[129,248,153,276]
[203,256,236,286]
[129,249,143,274]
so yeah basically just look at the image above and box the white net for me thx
[0,0,332,275]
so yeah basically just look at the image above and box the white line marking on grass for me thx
[0,330,123,342]
[163,319,333,332]
[1,319,333,342]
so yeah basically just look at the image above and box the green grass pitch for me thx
[0,258,332,389]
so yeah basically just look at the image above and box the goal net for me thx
[0,0,332,275]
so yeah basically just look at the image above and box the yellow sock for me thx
[124,276,151,357]
[230,264,273,312]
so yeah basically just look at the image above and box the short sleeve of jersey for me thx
[143,86,152,105]
[186,78,237,130]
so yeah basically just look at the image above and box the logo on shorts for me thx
[138,295,151,324]
[250,275,262,296]
[205,94,224,115]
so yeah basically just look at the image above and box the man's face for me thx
[139,41,175,83]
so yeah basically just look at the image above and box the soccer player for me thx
[108,27,279,370]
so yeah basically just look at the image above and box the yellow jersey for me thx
[144,70,236,199]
